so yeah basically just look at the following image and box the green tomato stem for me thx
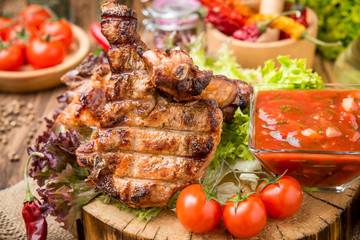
[24,152,44,203]
[258,169,288,194]
[210,158,225,193]
[301,32,342,47]
[221,157,241,192]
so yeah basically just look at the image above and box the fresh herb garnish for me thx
[277,120,289,125]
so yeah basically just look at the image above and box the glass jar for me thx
[141,0,204,49]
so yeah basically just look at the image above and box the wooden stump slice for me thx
[82,180,360,240]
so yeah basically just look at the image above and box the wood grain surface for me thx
[79,57,360,239]
[0,1,358,238]
[0,0,142,190]
[83,180,360,240]
[0,86,65,189]
[0,55,359,239]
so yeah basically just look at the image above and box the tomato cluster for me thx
[176,174,303,238]
[0,5,73,71]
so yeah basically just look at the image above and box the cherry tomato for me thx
[10,39,27,56]
[3,26,30,52]
[26,37,65,69]
[223,194,267,238]
[10,22,35,39]
[40,19,73,50]
[0,17,12,40]
[176,184,222,233]
[257,175,303,219]
[18,5,51,35]
[0,43,24,71]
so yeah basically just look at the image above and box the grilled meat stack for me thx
[57,0,252,208]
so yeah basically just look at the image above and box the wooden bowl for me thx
[0,24,90,93]
[206,8,318,69]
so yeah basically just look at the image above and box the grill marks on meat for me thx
[100,98,221,131]
[77,151,206,181]
[57,54,110,130]
[78,126,217,157]
[69,1,223,208]
[58,0,251,208]
[142,51,253,122]
[142,50,212,101]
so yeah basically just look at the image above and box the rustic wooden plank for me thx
[83,180,360,240]
[0,87,65,189]
[141,210,191,240]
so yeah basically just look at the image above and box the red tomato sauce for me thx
[253,89,360,187]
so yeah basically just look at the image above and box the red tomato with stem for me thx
[18,5,52,35]
[176,184,222,233]
[0,43,24,71]
[39,19,73,50]
[0,17,12,40]
[4,26,30,52]
[222,193,267,238]
[257,175,303,219]
[9,22,35,40]
[26,36,65,69]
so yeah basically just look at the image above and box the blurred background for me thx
[1,0,360,190]
[0,0,143,50]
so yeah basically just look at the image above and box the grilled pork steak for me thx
[57,0,252,208]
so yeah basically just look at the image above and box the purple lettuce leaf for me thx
[27,112,100,233]
[38,164,100,234]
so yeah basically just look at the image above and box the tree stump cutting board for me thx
[82,180,360,240]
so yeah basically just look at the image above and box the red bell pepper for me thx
[205,7,241,36]
[233,10,300,42]
[90,22,109,51]
[199,0,248,27]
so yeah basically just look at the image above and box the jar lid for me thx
[146,0,201,29]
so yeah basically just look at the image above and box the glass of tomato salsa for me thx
[248,83,360,192]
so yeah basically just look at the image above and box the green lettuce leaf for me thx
[28,120,100,234]
[210,107,253,169]
[97,191,180,221]
[114,204,163,221]
[260,56,323,89]
[187,34,262,84]
[204,55,324,186]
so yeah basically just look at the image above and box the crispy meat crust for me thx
[142,49,212,101]
[57,1,251,208]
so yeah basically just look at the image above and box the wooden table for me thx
[0,54,339,189]
[0,55,359,240]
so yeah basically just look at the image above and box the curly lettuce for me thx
[28,40,325,231]
[211,107,253,169]
[260,55,323,89]
[187,33,262,84]
[27,115,100,234]
[204,55,324,186]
